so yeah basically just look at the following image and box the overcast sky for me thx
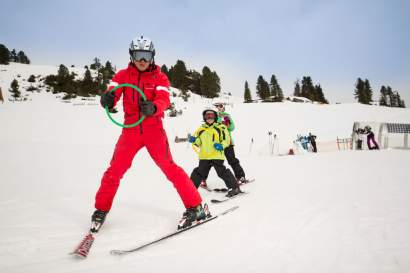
[1,0,409,104]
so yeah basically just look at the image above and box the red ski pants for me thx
[95,125,202,211]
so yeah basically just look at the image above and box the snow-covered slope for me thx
[1,64,410,273]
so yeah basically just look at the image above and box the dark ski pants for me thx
[311,142,317,153]
[224,145,245,179]
[190,160,238,189]
[367,134,379,150]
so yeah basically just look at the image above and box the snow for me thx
[1,63,410,273]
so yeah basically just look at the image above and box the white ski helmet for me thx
[129,35,155,61]
[213,102,225,111]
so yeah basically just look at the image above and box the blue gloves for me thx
[214,143,223,151]
[188,135,196,143]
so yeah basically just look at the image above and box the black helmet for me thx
[202,109,218,122]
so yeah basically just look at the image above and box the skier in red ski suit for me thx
[91,36,209,232]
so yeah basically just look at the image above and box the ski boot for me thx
[178,203,211,230]
[237,177,248,185]
[199,180,209,189]
[226,187,241,198]
[90,209,108,233]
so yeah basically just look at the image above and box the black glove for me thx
[139,99,157,116]
[100,91,115,109]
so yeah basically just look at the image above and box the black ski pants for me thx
[190,160,238,189]
[224,145,245,179]
[311,141,317,153]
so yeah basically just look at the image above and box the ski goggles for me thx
[204,112,216,120]
[130,50,154,62]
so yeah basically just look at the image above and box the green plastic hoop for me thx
[105,83,146,128]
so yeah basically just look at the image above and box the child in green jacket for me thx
[214,102,247,183]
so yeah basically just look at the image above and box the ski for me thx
[110,205,239,256]
[213,178,255,192]
[213,188,229,193]
[70,232,96,259]
[238,178,255,186]
[210,191,248,204]
[70,217,105,259]
[200,184,213,192]
[199,180,213,192]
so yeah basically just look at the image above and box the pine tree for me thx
[10,49,18,62]
[17,51,30,64]
[167,65,174,84]
[270,74,284,102]
[28,75,36,82]
[301,76,315,101]
[363,79,372,104]
[200,66,211,98]
[187,70,201,95]
[211,71,221,97]
[78,68,97,96]
[379,86,388,106]
[394,92,403,108]
[314,84,328,104]
[0,44,10,64]
[200,66,212,98]
[171,60,189,90]
[390,90,400,107]
[45,64,76,95]
[399,98,406,108]
[382,87,406,108]
[276,86,284,102]
[97,61,115,91]
[9,79,21,98]
[354,78,367,104]
[293,79,301,96]
[301,77,308,98]
[161,64,170,79]
[90,58,105,92]
[90,57,101,70]
[200,66,220,98]
[244,81,252,103]
[104,61,115,80]
[270,75,278,98]
[57,64,70,82]
[387,86,394,106]
[256,75,270,101]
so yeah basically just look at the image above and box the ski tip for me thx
[213,188,228,192]
[110,250,126,256]
[224,205,240,213]
[70,252,88,259]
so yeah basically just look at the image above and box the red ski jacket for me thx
[107,63,170,127]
